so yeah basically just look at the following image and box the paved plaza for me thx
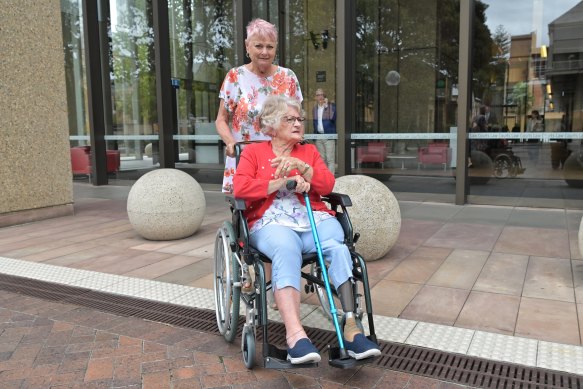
[0,181,582,387]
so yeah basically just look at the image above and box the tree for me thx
[509,81,533,116]
[111,0,156,127]
[472,0,495,101]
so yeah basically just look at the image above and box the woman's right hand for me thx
[267,177,287,195]
[225,142,236,158]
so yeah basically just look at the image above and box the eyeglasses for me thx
[282,116,306,124]
[315,93,324,96]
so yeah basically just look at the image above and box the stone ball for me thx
[563,152,583,188]
[469,150,493,185]
[579,217,583,259]
[127,169,206,240]
[385,70,401,86]
[333,175,401,261]
[144,143,153,158]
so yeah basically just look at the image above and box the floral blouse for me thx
[218,65,303,193]
[249,185,333,235]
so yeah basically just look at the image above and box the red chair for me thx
[417,142,451,171]
[70,147,120,179]
[106,150,121,174]
[356,142,388,168]
[70,147,91,178]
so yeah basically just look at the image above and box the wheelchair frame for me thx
[213,191,379,370]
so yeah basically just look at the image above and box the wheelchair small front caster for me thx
[241,326,256,369]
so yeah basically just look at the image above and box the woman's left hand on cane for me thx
[291,176,310,193]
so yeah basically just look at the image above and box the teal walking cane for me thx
[286,181,350,360]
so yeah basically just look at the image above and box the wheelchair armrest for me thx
[225,195,247,211]
[322,192,352,207]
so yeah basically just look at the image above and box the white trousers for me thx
[315,139,336,174]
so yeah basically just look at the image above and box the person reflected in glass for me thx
[484,103,498,131]
[469,105,488,167]
[526,110,543,161]
[312,88,337,174]
[233,95,381,364]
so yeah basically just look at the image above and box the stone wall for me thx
[0,0,73,227]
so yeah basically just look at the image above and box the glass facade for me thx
[352,0,460,199]
[109,0,157,162]
[61,0,583,208]
[168,0,236,167]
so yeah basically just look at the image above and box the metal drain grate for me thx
[375,343,582,389]
[0,274,581,388]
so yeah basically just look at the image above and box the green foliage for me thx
[111,1,155,125]
[509,81,533,114]
[472,1,495,99]
[109,0,234,127]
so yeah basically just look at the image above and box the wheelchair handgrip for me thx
[234,144,242,166]
[322,192,352,207]
[286,180,352,208]
[225,195,246,211]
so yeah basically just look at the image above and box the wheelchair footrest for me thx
[327,345,378,369]
[263,343,318,369]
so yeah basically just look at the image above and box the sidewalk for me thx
[0,290,452,388]
[0,181,583,378]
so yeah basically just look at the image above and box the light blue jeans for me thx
[249,218,353,292]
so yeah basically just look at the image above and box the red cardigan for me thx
[233,141,336,229]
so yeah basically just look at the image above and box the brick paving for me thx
[0,290,469,388]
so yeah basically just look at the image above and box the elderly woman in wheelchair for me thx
[214,95,380,369]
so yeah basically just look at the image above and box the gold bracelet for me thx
[300,163,310,175]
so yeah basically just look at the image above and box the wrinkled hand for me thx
[225,143,236,158]
[272,156,302,178]
[287,176,310,193]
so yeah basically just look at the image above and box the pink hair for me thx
[245,18,278,44]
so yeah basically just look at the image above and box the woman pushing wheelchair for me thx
[233,95,381,364]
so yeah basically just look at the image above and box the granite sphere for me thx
[563,152,583,188]
[144,143,153,158]
[127,169,206,240]
[469,150,493,184]
[333,175,401,261]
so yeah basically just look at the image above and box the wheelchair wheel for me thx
[213,221,240,343]
[494,155,512,179]
[241,326,256,369]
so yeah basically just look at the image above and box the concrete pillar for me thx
[0,0,73,227]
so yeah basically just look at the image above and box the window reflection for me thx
[169,0,235,166]
[61,0,87,145]
[109,0,156,164]
[353,0,460,186]
[473,0,583,192]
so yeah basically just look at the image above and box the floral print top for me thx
[218,65,303,193]
[249,185,333,235]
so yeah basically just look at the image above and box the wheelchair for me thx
[213,155,379,370]
[489,143,526,179]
